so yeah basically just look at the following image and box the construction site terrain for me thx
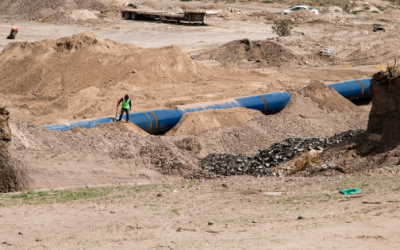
[1,0,400,249]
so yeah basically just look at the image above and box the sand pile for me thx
[71,122,148,135]
[0,0,105,20]
[193,39,299,68]
[345,1,380,13]
[68,9,99,20]
[281,81,360,118]
[166,108,263,136]
[0,33,213,123]
[301,81,360,113]
[319,6,343,13]
[99,5,121,19]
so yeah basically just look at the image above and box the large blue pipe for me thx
[41,77,372,134]
[327,78,371,100]
[42,91,291,133]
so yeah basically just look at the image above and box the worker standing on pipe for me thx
[117,94,131,122]
[6,26,18,39]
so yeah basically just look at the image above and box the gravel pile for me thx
[199,130,364,177]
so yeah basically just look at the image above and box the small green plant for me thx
[351,10,363,14]
[172,208,181,215]
[263,0,273,3]
[377,6,385,11]
[372,10,379,13]
[180,0,192,1]
[271,19,293,37]
[364,7,370,10]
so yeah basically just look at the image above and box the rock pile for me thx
[199,130,363,177]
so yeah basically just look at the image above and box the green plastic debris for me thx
[340,188,360,195]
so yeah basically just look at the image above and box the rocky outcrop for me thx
[367,71,400,140]
[0,105,11,151]
[0,105,31,193]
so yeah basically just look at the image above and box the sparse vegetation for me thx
[272,19,294,37]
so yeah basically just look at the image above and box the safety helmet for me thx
[11,26,18,30]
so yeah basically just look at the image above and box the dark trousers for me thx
[119,108,129,122]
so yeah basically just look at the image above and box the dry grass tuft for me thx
[290,150,319,174]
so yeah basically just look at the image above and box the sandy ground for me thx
[1,0,400,249]
[1,170,400,249]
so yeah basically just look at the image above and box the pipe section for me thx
[42,91,291,133]
[327,78,371,100]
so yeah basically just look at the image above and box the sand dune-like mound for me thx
[166,107,263,136]
[0,32,210,96]
[0,33,216,124]
[193,39,298,68]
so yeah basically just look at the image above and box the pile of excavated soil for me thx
[277,71,400,178]
[345,1,380,13]
[232,9,353,25]
[166,107,263,136]
[0,0,106,20]
[68,9,99,20]
[271,81,361,119]
[71,121,148,135]
[319,6,343,13]
[98,5,121,19]
[0,33,216,124]
[301,81,360,113]
[193,39,300,68]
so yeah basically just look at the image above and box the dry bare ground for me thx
[1,0,400,249]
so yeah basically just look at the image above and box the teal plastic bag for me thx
[340,188,360,195]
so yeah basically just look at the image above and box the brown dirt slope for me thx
[166,107,263,136]
[0,0,105,20]
[193,39,299,68]
[301,80,360,113]
[0,32,217,124]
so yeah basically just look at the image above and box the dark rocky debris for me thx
[199,130,364,177]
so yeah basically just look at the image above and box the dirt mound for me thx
[345,1,380,13]
[367,70,400,141]
[280,90,329,118]
[0,0,106,20]
[0,33,213,124]
[193,39,299,68]
[99,5,121,19]
[277,9,318,23]
[0,106,31,193]
[319,6,343,13]
[68,9,99,20]
[166,108,263,136]
[301,81,360,113]
[71,121,148,135]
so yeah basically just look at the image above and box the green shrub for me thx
[377,6,385,11]
[364,6,370,10]
[351,10,363,14]
[272,19,293,36]
[263,0,273,3]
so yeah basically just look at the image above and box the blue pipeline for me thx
[41,91,291,133]
[327,78,371,100]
